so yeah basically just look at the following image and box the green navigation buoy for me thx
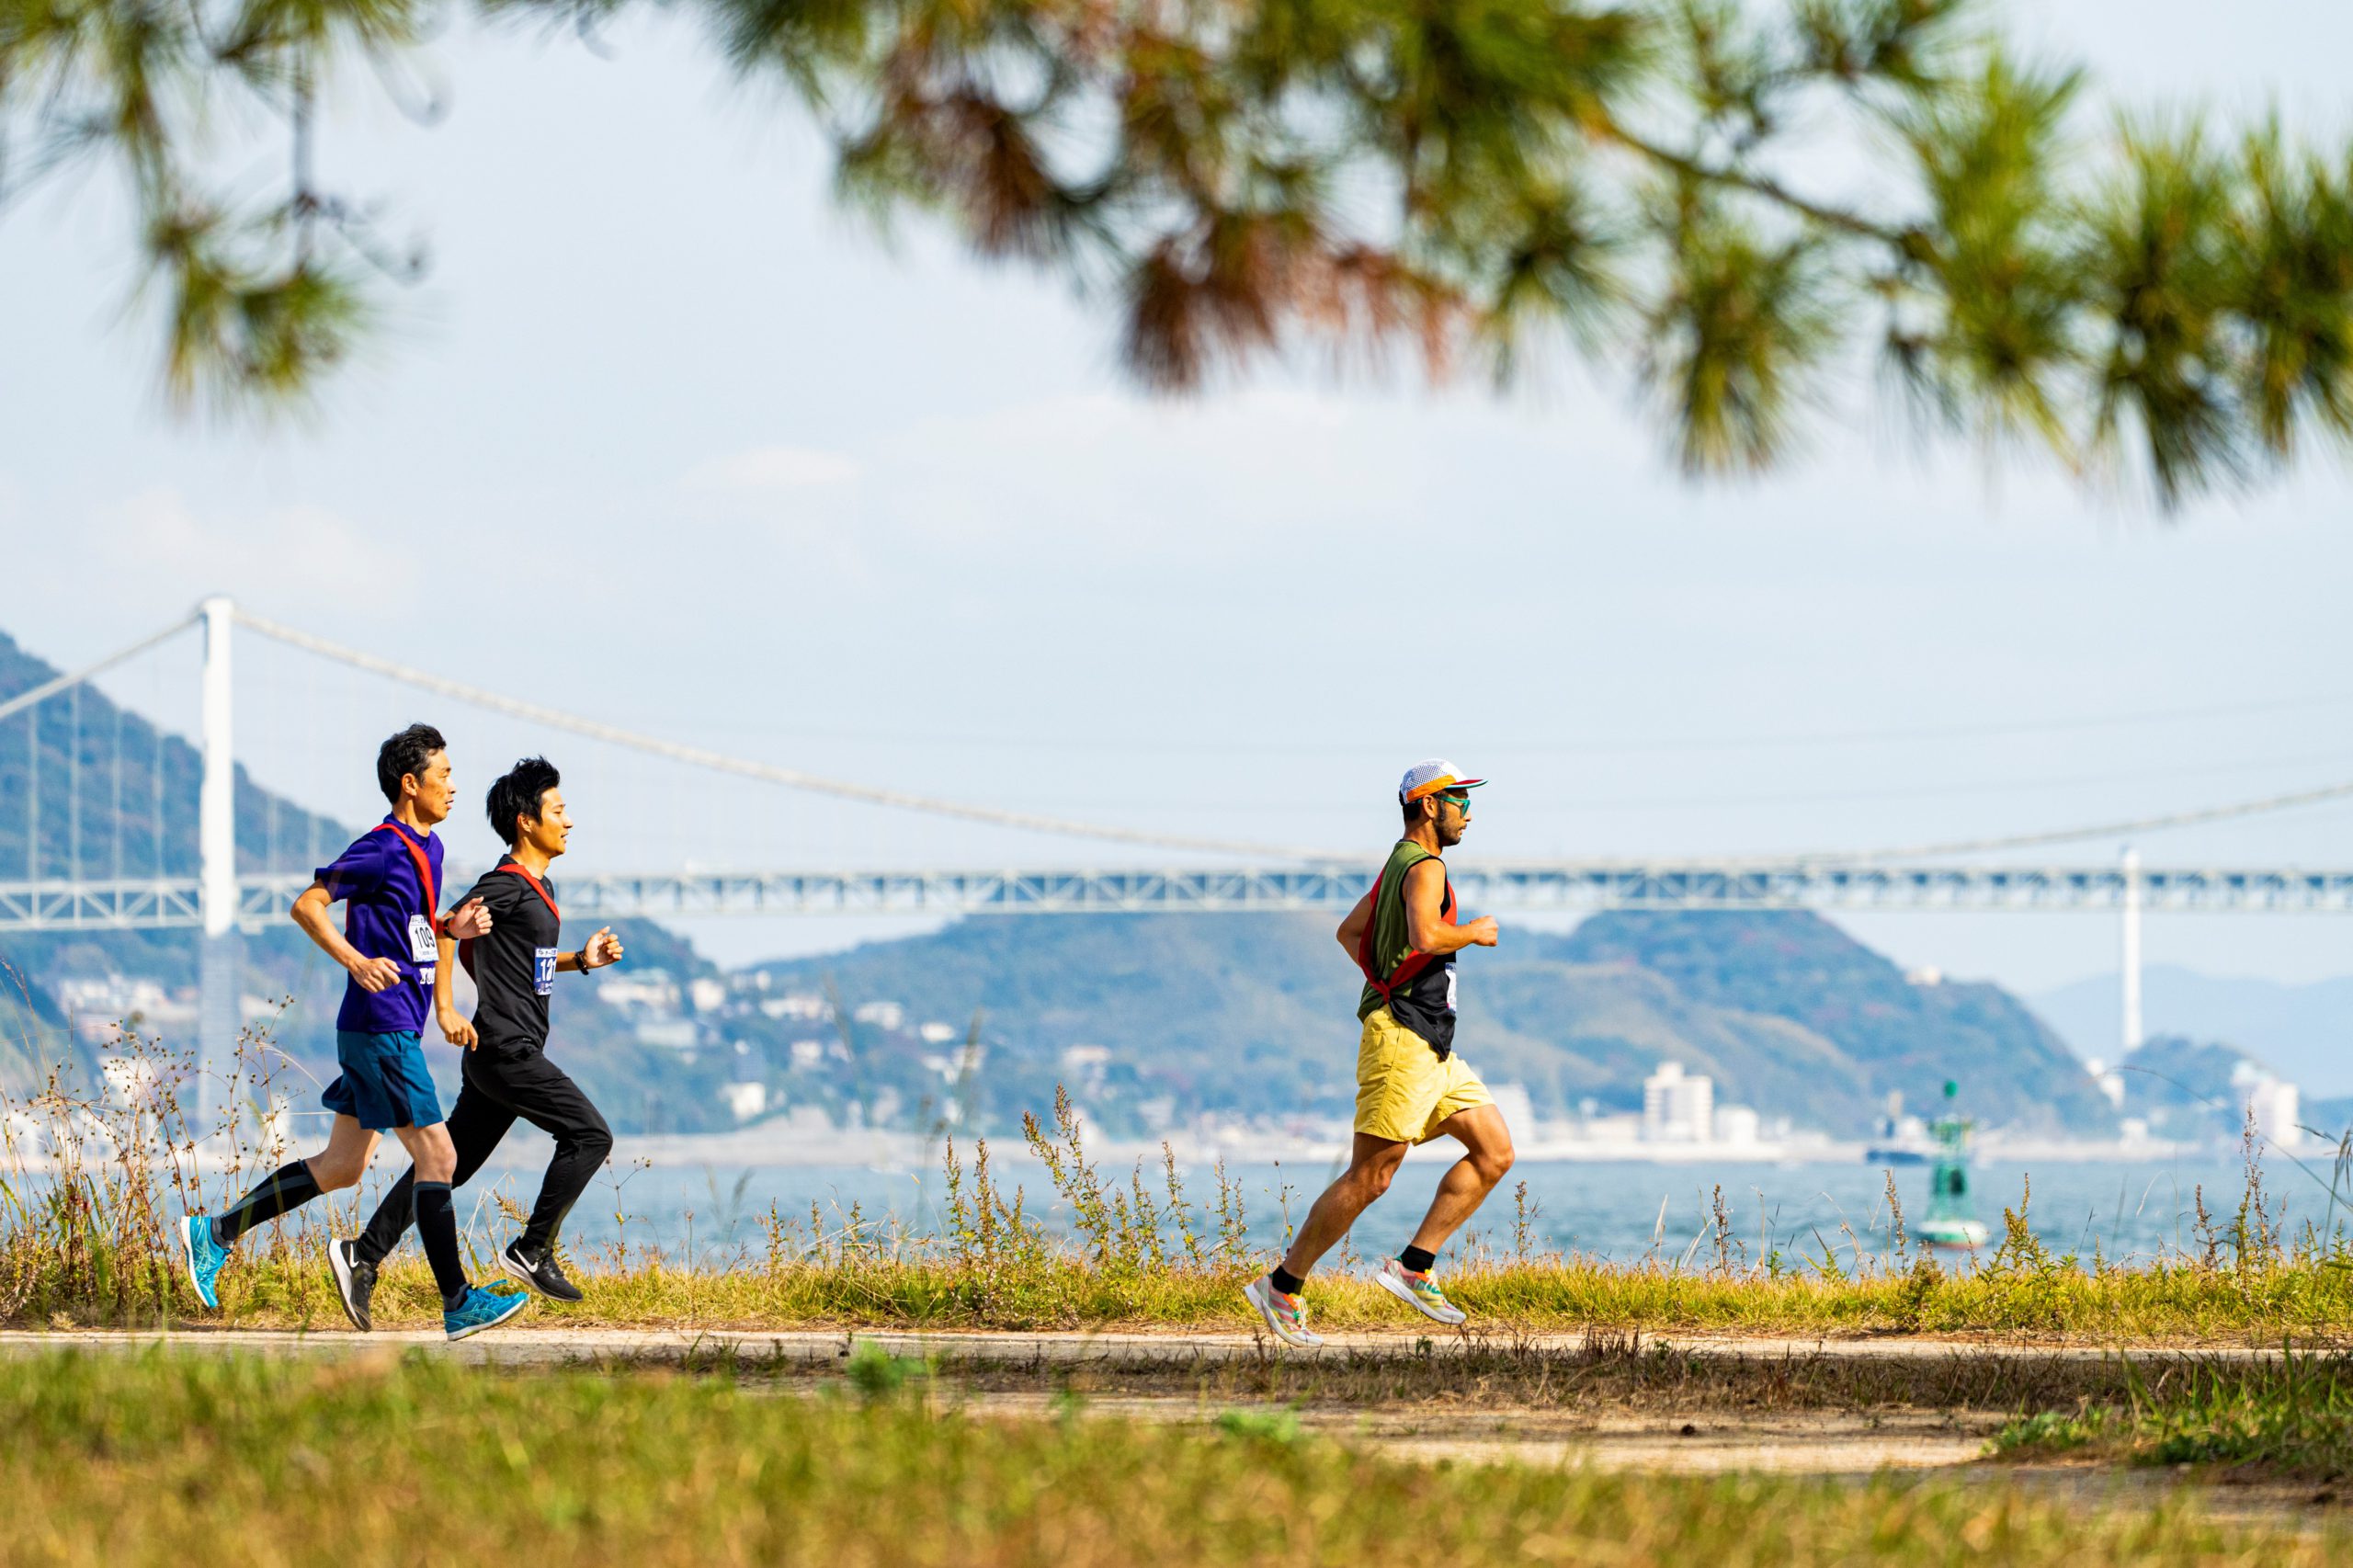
[1915,1080,1989,1251]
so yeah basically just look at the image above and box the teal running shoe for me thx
[1243,1274,1324,1348]
[1372,1256,1467,1325]
[444,1284,530,1342]
[178,1215,227,1311]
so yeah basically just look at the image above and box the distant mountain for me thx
[745,906,2115,1138]
[747,913,1361,1130]
[2032,964,2353,1096]
[1539,911,2116,1136]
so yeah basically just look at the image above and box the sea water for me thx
[459,1147,2344,1270]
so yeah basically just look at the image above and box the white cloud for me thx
[685,445,863,493]
[856,383,1603,553]
[94,488,416,607]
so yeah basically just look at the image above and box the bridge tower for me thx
[198,595,238,1127]
[2120,844,2143,1058]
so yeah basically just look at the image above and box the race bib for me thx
[1444,968,1459,1012]
[407,914,438,964]
[534,947,559,996]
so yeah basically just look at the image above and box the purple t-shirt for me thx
[316,817,447,1035]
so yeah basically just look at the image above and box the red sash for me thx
[369,821,440,926]
[460,860,560,980]
[1353,855,1458,1005]
[496,859,560,920]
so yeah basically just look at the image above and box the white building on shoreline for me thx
[1643,1061,1714,1143]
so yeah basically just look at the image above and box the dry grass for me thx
[14,1040,2353,1346]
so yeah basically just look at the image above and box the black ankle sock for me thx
[211,1160,324,1246]
[1398,1245,1438,1274]
[1268,1265,1305,1296]
[412,1180,469,1305]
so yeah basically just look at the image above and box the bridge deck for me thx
[2,862,2348,931]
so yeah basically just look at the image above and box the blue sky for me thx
[4,0,2352,998]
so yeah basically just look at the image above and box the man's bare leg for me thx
[1403,1104,1516,1256]
[179,1113,381,1312]
[302,1113,382,1193]
[1245,1134,1409,1347]
[1279,1133,1410,1280]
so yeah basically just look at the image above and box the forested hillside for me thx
[750,908,2113,1138]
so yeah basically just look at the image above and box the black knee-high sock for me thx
[413,1181,468,1307]
[210,1160,323,1247]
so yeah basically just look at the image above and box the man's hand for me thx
[1464,915,1501,948]
[348,955,404,993]
[438,1007,479,1050]
[444,898,492,940]
[583,927,623,969]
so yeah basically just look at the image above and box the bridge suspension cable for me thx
[231,608,1320,861]
[14,607,2353,870]
[1814,777,2353,862]
[0,613,199,726]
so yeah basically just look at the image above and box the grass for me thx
[15,1036,2353,1343]
[1994,1350,2353,1480]
[6,1347,2348,1566]
[918,1332,2270,1415]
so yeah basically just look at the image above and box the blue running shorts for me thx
[322,1029,443,1131]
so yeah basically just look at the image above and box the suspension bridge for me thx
[6,598,2352,1085]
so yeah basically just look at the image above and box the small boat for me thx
[1915,1080,1989,1251]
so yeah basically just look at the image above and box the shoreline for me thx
[0,1131,2225,1174]
[595,1130,2213,1171]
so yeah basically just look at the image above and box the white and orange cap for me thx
[1398,758,1488,803]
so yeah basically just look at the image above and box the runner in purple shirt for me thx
[176,724,532,1340]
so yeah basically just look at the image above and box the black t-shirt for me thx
[459,857,563,1051]
[1387,954,1457,1060]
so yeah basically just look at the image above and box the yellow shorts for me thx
[1353,1006,1494,1144]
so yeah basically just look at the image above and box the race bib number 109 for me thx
[407,914,438,964]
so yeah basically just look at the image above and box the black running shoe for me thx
[329,1238,377,1332]
[500,1241,585,1302]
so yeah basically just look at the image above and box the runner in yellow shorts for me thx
[1245,759,1516,1348]
[1354,1004,1494,1144]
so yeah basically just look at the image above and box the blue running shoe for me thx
[178,1215,227,1311]
[444,1284,530,1342]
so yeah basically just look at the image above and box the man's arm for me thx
[434,928,477,1049]
[1403,860,1499,954]
[558,927,624,972]
[290,881,404,993]
[1335,889,1375,956]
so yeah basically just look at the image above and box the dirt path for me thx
[961,1389,2001,1471]
[0,1324,2306,1368]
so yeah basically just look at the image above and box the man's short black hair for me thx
[1402,794,1431,829]
[376,724,448,806]
[487,756,562,847]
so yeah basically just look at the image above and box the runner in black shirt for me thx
[329,756,623,1328]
